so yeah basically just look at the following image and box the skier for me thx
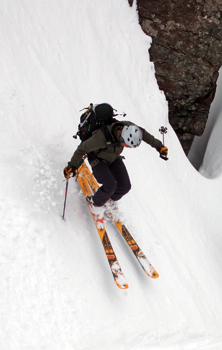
[63,120,168,227]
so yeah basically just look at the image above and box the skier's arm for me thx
[140,127,163,151]
[68,131,107,168]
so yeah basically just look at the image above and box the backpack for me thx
[73,103,118,142]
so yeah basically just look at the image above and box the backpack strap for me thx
[101,124,113,147]
[87,123,116,159]
[102,118,119,143]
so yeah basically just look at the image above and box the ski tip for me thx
[150,269,159,279]
[116,282,129,289]
[145,268,159,278]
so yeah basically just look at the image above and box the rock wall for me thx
[131,0,222,154]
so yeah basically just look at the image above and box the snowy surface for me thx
[1,1,222,349]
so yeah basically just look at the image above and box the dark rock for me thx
[135,0,222,154]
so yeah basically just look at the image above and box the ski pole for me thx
[62,179,69,220]
[159,126,168,161]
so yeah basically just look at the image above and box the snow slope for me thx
[1,1,222,349]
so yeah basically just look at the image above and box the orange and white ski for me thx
[80,160,159,279]
[77,166,128,289]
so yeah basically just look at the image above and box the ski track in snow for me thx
[1,1,222,349]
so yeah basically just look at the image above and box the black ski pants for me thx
[90,157,131,207]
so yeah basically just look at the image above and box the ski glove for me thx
[63,165,77,179]
[159,146,168,160]
[159,146,168,157]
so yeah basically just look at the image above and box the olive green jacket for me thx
[68,121,163,168]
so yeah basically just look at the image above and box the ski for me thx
[77,165,128,289]
[80,160,159,279]
[106,220,159,278]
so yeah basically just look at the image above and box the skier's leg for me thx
[91,161,117,206]
[109,157,131,201]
